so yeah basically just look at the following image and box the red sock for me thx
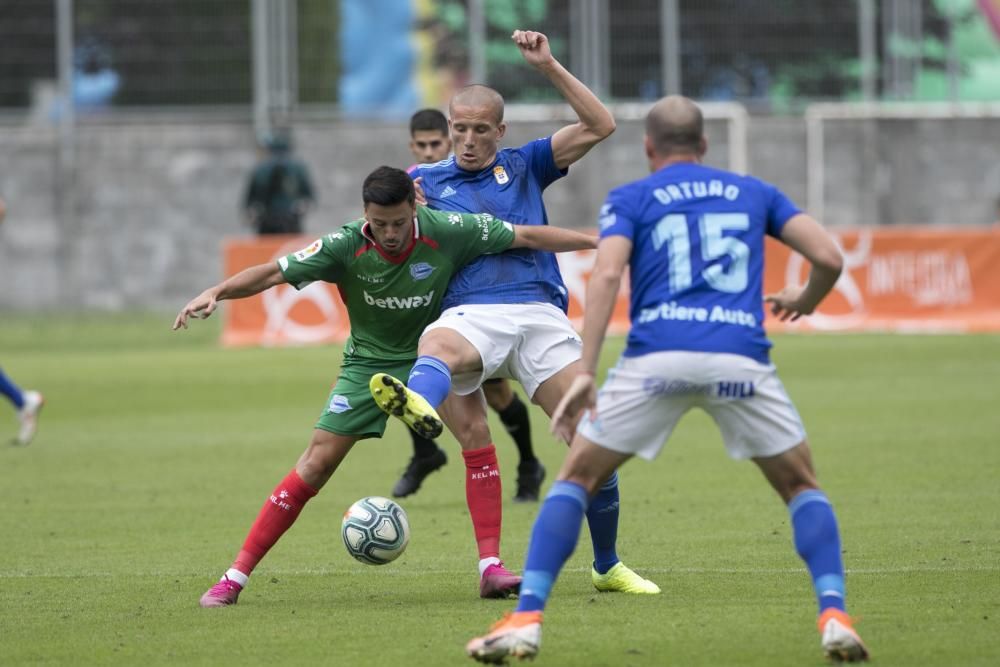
[463,444,502,560]
[232,469,318,575]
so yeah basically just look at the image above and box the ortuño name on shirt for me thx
[652,180,740,206]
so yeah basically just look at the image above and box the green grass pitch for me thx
[1,313,998,666]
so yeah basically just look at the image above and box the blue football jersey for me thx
[413,137,570,311]
[599,162,801,363]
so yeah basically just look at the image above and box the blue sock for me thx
[406,356,451,409]
[789,489,846,613]
[586,471,620,574]
[0,369,25,410]
[516,481,589,613]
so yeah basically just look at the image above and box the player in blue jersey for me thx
[0,367,41,445]
[466,96,870,663]
[0,197,45,446]
[372,30,659,597]
[392,108,544,502]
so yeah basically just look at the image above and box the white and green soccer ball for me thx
[341,496,410,565]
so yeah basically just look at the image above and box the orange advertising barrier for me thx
[222,228,1000,347]
[763,228,1000,333]
[223,236,352,347]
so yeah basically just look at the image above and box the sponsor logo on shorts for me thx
[293,239,323,262]
[493,166,509,184]
[643,378,712,397]
[642,377,757,399]
[328,394,353,414]
[363,290,435,310]
[716,381,755,398]
[409,262,437,281]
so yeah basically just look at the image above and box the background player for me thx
[467,96,869,663]
[396,108,544,502]
[376,30,659,596]
[0,196,45,446]
[173,167,595,607]
[0,367,41,446]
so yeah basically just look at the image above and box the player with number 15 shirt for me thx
[600,160,801,364]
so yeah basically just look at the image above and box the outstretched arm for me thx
[173,262,286,330]
[510,224,597,252]
[550,235,631,442]
[512,30,616,170]
[765,214,843,321]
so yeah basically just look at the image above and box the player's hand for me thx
[512,30,554,69]
[172,290,218,330]
[764,285,814,322]
[413,177,427,206]
[550,372,597,444]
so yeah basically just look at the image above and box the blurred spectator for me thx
[243,135,316,236]
[74,38,121,111]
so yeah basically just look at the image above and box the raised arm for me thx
[765,213,844,321]
[173,261,286,330]
[510,224,597,253]
[550,235,631,442]
[512,30,616,170]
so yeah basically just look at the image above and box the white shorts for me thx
[422,302,582,399]
[577,351,806,461]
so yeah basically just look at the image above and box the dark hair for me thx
[410,108,448,136]
[363,166,416,207]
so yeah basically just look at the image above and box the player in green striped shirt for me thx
[173,166,596,607]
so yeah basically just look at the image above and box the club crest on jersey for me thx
[493,165,509,184]
[409,262,437,281]
[294,239,323,261]
[328,395,353,414]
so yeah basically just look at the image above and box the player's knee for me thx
[482,380,513,411]
[417,330,454,360]
[418,329,478,372]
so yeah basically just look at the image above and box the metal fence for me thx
[2,1,997,121]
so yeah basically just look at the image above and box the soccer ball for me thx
[341,496,410,565]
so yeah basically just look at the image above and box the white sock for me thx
[478,557,501,578]
[224,568,249,587]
